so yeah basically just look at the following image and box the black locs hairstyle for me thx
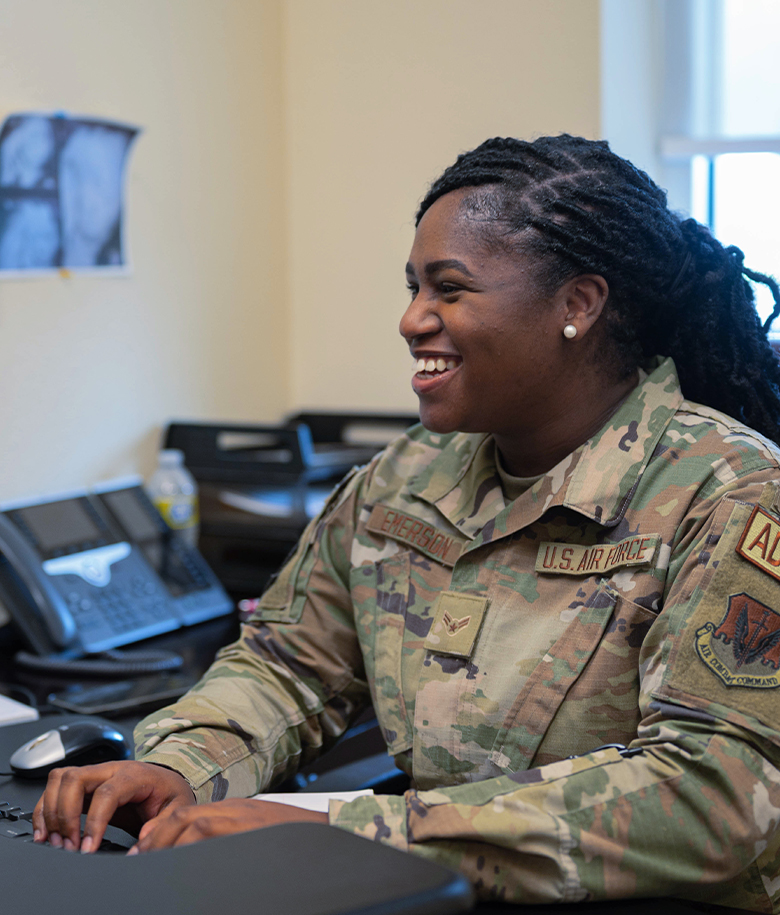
[417,135,780,443]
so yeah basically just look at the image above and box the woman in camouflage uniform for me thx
[35,136,780,911]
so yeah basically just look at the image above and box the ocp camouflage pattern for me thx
[136,357,780,910]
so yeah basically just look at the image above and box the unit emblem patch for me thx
[695,591,780,688]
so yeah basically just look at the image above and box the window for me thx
[601,0,780,334]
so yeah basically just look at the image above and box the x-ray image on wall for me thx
[0,113,139,273]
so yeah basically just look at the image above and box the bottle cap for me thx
[158,448,185,467]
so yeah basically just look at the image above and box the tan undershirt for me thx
[494,444,545,503]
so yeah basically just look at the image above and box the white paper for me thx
[251,790,373,814]
[0,694,39,727]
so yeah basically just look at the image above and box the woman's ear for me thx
[558,274,609,339]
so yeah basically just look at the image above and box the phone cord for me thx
[12,648,183,677]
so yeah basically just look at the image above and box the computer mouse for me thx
[9,719,131,779]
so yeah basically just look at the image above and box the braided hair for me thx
[417,135,780,443]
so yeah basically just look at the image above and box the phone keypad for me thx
[53,549,181,653]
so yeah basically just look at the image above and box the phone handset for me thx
[0,513,77,649]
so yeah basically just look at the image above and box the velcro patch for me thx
[737,505,780,583]
[535,534,660,576]
[367,504,464,567]
[665,495,780,732]
[694,591,780,688]
[423,591,488,657]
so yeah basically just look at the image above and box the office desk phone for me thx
[0,478,232,661]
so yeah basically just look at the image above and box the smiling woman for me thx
[33,136,780,912]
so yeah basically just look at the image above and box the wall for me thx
[0,0,602,501]
[0,0,288,501]
[283,0,601,412]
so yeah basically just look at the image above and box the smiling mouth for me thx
[413,357,460,377]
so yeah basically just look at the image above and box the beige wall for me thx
[284,0,601,412]
[0,0,601,501]
[0,0,288,501]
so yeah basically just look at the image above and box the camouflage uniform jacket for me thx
[136,357,780,910]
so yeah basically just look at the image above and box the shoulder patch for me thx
[366,504,464,567]
[694,592,780,688]
[664,496,780,736]
[737,505,780,582]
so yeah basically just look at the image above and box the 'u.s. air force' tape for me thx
[535,534,660,576]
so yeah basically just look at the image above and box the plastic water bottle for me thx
[147,448,200,547]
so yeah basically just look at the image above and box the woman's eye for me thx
[406,283,419,298]
[439,283,460,296]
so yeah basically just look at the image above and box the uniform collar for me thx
[409,357,683,543]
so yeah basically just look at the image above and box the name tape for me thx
[367,504,464,567]
[535,534,660,576]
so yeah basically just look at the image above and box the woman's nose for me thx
[399,292,440,344]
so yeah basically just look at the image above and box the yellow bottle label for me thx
[153,495,199,530]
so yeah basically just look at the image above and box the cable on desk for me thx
[0,683,38,711]
[13,648,183,677]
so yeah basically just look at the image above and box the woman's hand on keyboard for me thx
[128,798,328,854]
[31,761,196,853]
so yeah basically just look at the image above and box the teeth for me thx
[413,357,459,374]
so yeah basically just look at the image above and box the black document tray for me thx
[165,412,417,485]
[164,414,417,598]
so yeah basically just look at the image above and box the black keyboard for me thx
[0,800,134,852]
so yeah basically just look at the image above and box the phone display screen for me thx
[101,489,160,542]
[18,500,104,553]
[99,488,209,596]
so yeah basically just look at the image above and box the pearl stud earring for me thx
[563,324,577,339]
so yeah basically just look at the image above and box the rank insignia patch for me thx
[424,591,488,658]
[695,592,780,688]
[442,611,471,636]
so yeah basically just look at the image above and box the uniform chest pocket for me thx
[488,582,657,774]
[350,551,453,754]
[350,553,413,753]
